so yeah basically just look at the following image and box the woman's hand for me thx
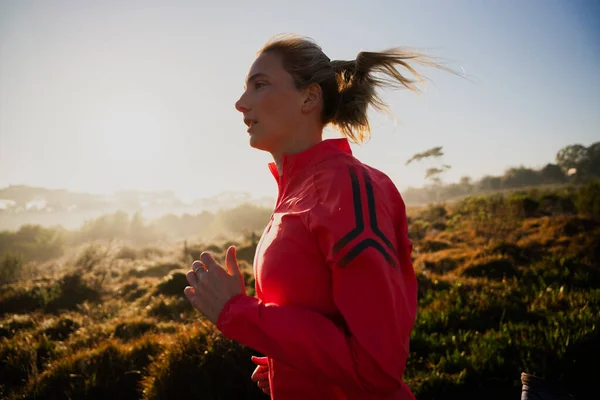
[251,356,270,396]
[184,246,246,325]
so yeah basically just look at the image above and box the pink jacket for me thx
[217,138,417,399]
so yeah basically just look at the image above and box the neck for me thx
[271,130,323,176]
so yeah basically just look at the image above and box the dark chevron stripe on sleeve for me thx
[333,166,397,269]
[338,238,397,268]
[362,169,397,255]
[332,167,364,254]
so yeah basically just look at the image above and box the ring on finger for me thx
[194,264,206,274]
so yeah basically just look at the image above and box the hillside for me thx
[0,185,276,231]
[0,182,599,399]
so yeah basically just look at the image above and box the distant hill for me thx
[0,185,275,231]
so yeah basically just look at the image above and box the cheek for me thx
[259,91,296,129]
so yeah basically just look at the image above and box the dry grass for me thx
[1,182,599,399]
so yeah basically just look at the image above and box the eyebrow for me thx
[244,72,270,88]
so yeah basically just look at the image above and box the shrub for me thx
[113,320,157,341]
[23,338,162,400]
[576,180,600,217]
[43,317,81,341]
[141,328,265,400]
[154,272,188,298]
[119,281,148,301]
[116,247,138,260]
[0,225,65,263]
[45,272,101,313]
[0,284,57,316]
[461,256,519,280]
[235,244,257,264]
[0,253,22,285]
[75,244,105,270]
[419,240,451,253]
[128,263,182,279]
[0,333,61,396]
[0,314,35,339]
[147,297,192,321]
[507,194,539,218]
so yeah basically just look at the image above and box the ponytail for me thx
[259,35,460,144]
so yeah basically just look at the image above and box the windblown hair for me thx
[258,34,458,144]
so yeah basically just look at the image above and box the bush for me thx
[507,194,539,218]
[0,226,64,267]
[75,244,105,270]
[147,297,192,321]
[119,281,148,301]
[0,284,57,316]
[576,180,600,217]
[0,315,35,339]
[235,244,257,264]
[141,329,264,400]
[128,263,182,279]
[419,240,451,253]
[45,272,101,313]
[0,333,61,396]
[23,338,162,400]
[113,320,157,341]
[116,247,138,260]
[461,256,519,280]
[43,317,81,341]
[0,253,22,285]
[154,272,188,298]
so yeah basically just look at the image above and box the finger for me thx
[255,372,268,381]
[184,286,202,309]
[200,252,220,272]
[226,246,241,277]
[251,364,267,377]
[251,368,268,381]
[192,260,207,273]
[258,380,270,389]
[184,286,215,316]
[262,387,270,395]
[251,356,268,366]
[186,270,200,287]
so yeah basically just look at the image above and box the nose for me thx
[235,92,250,113]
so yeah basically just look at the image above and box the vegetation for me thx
[402,141,600,204]
[0,181,598,399]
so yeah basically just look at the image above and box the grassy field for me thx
[1,182,599,399]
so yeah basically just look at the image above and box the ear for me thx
[301,83,322,113]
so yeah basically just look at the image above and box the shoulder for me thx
[308,155,406,269]
[311,154,402,213]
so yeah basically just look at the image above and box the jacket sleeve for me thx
[216,165,417,395]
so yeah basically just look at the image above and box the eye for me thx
[254,81,267,89]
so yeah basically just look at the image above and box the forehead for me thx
[246,52,287,82]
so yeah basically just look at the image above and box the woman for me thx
[184,34,449,399]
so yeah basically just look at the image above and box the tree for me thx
[425,165,451,186]
[583,142,600,178]
[478,175,502,191]
[539,163,566,184]
[501,166,542,188]
[556,144,588,176]
[405,146,444,166]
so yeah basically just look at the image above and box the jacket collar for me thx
[268,138,352,182]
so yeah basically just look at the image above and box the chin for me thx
[249,132,273,152]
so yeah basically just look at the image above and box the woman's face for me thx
[235,52,306,153]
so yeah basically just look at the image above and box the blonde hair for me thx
[258,34,458,144]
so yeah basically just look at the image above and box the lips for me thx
[244,118,258,127]
[244,118,258,133]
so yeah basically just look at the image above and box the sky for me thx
[1,0,599,201]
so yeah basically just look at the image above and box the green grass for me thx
[0,182,599,399]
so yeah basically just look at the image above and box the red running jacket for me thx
[216,138,417,399]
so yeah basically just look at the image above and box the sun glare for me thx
[98,109,164,162]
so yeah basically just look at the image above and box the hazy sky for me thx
[1,0,599,200]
